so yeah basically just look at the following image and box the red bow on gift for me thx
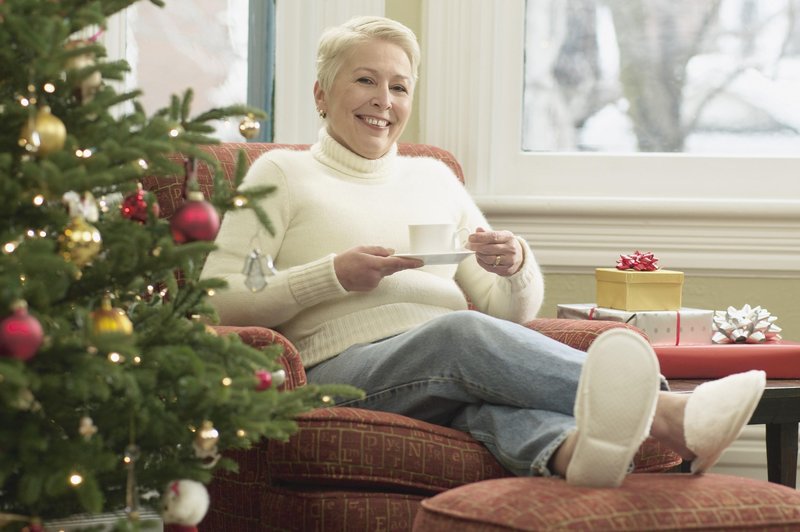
[616,251,660,271]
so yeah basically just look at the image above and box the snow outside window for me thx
[524,0,800,155]
[124,1,249,142]
[420,0,799,273]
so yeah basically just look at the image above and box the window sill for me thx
[476,195,800,277]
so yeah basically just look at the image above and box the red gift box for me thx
[655,341,800,379]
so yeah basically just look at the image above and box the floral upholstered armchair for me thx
[143,142,682,532]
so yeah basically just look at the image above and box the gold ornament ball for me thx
[238,114,261,139]
[195,420,219,452]
[91,296,133,336]
[19,106,67,156]
[59,216,102,266]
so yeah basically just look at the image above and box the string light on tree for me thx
[168,123,184,138]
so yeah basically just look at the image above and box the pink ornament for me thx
[255,369,272,391]
[170,192,220,244]
[0,302,43,361]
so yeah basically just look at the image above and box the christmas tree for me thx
[0,1,359,529]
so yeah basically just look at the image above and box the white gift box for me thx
[557,303,713,346]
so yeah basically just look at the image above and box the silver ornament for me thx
[242,249,277,292]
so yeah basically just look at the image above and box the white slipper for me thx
[566,328,660,488]
[685,369,766,474]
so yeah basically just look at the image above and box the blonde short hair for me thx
[316,16,420,93]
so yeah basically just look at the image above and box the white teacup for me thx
[408,223,470,254]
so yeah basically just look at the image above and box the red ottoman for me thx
[413,474,800,531]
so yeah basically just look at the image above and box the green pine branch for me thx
[0,0,362,525]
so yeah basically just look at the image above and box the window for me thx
[523,0,800,155]
[105,1,274,141]
[420,0,799,273]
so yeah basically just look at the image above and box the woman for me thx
[201,16,765,487]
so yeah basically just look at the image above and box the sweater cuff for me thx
[288,254,346,307]
[506,237,539,290]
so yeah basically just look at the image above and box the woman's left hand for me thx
[466,227,523,276]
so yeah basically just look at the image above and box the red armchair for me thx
[143,143,681,532]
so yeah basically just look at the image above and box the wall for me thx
[386,0,421,143]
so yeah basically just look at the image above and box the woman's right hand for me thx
[334,246,423,291]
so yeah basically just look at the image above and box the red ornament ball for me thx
[255,369,286,391]
[170,193,220,244]
[255,369,272,391]
[0,302,44,361]
[121,188,160,222]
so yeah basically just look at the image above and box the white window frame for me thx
[420,0,800,276]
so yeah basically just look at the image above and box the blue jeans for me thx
[305,310,587,477]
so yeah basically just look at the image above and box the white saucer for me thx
[394,250,474,265]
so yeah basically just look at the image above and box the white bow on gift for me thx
[712,304,783,344]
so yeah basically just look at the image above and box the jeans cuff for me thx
[530,427,575,477]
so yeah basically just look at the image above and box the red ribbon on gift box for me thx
[616,250,660,271]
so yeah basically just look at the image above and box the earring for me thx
[317,108,327,119]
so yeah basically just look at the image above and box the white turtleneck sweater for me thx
[200,129,545,368]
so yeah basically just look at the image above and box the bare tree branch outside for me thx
[523,0,800,154]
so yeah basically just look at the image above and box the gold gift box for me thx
[595,268,684,311]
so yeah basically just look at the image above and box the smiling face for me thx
[314,38,414,160]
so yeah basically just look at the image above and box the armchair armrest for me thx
[211,325,307,389]
[524,318,650,352]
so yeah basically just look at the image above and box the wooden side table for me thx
[668,378,800,488]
